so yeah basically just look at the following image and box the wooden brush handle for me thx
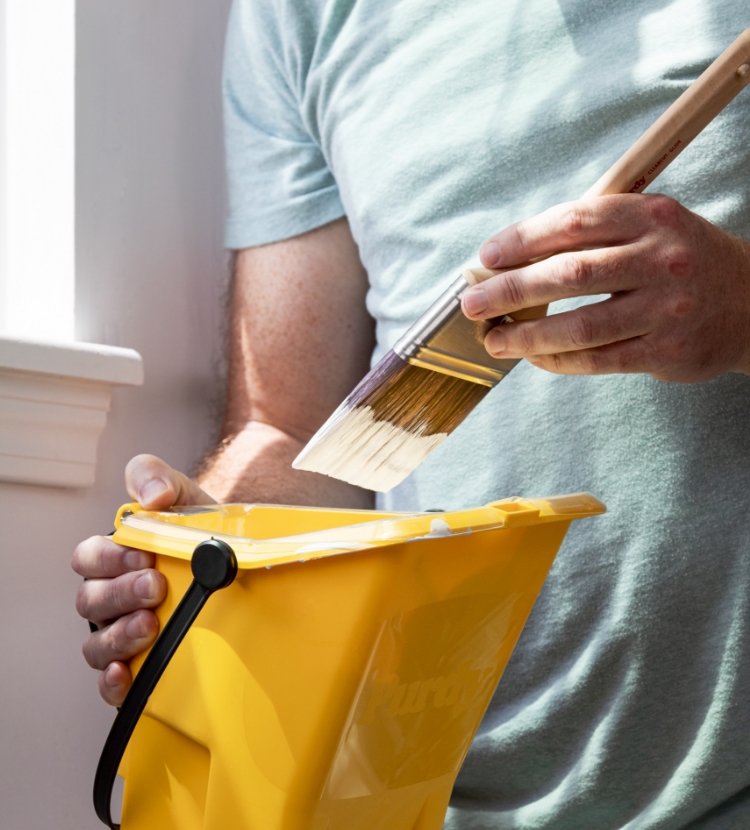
[585,29,750,197]
[464,28,750,321]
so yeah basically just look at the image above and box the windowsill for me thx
[0,336,144,488]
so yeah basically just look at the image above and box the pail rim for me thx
[112,493,605,569]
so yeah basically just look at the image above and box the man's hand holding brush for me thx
[462,193,750,383]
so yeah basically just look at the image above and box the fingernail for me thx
[124,549,150,570]
[134,572,157,600]
[139,479,168,506]
[103,666,120,688]
[480,241,501,267]
[125,613,148,640]
[464,289,489,316]
[486,330,506,355]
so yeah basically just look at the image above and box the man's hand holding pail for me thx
[71,454,216,706]
[72,222,379,706]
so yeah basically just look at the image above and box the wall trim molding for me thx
[0,337,143,488]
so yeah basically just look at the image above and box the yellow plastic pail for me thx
[102,493,604,830]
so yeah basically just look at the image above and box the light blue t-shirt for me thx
[223,2,750,827]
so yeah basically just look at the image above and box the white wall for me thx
[0,0,6,322]
[0,1,232,826]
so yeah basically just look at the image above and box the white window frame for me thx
[0,0,142,488]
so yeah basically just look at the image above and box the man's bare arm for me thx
[72,218,375,704]
[199,217,375,507]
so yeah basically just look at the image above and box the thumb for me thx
[125,454,217,510]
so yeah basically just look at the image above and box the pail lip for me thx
[112,494,605,569]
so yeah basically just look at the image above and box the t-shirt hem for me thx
[224,188,346,249]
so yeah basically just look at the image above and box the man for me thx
[73,1,750,827]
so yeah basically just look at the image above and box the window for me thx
[0,0,75,341]
[0,0,143,488]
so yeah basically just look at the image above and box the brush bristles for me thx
[293,401,448,492]
[293,351,491,492]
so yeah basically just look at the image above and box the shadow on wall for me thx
[76,0,234,476]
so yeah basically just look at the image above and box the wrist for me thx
[196,420,373,509]
[195,420,299,500]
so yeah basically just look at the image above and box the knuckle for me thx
[568,315,596,348]
[560,204,588,239]
[92,538,109,573]
[561,255,593,292]
[646,194,682,227]
[549,353,566,373]
[512,222,527,253]
[613,347,639,372]
[630,337,659,371]
[72,535,118,577]
[501,273,526,308]
[106,620,132,657]
[109,576,133,615]
[516,323,537,353]
[662,334,688,363]
[70,542,84,573]
[75,583,93,620]
[662,244,693,278]
[536,352,565,373]
[579,350,603,373]
[82,635,103,670]
[667,290,694,317]
[93,624,129,667]
[614,338,659,373]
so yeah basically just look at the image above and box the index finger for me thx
[480,194,650,269]
[71,535,155,579]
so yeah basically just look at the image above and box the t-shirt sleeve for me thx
[222,0,345,249]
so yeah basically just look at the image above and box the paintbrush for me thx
[294,30,750,493]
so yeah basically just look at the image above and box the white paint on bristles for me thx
[293,403,447,492]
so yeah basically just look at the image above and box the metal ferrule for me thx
[392,276,521,387]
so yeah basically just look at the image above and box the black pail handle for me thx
[92,538,238,829]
